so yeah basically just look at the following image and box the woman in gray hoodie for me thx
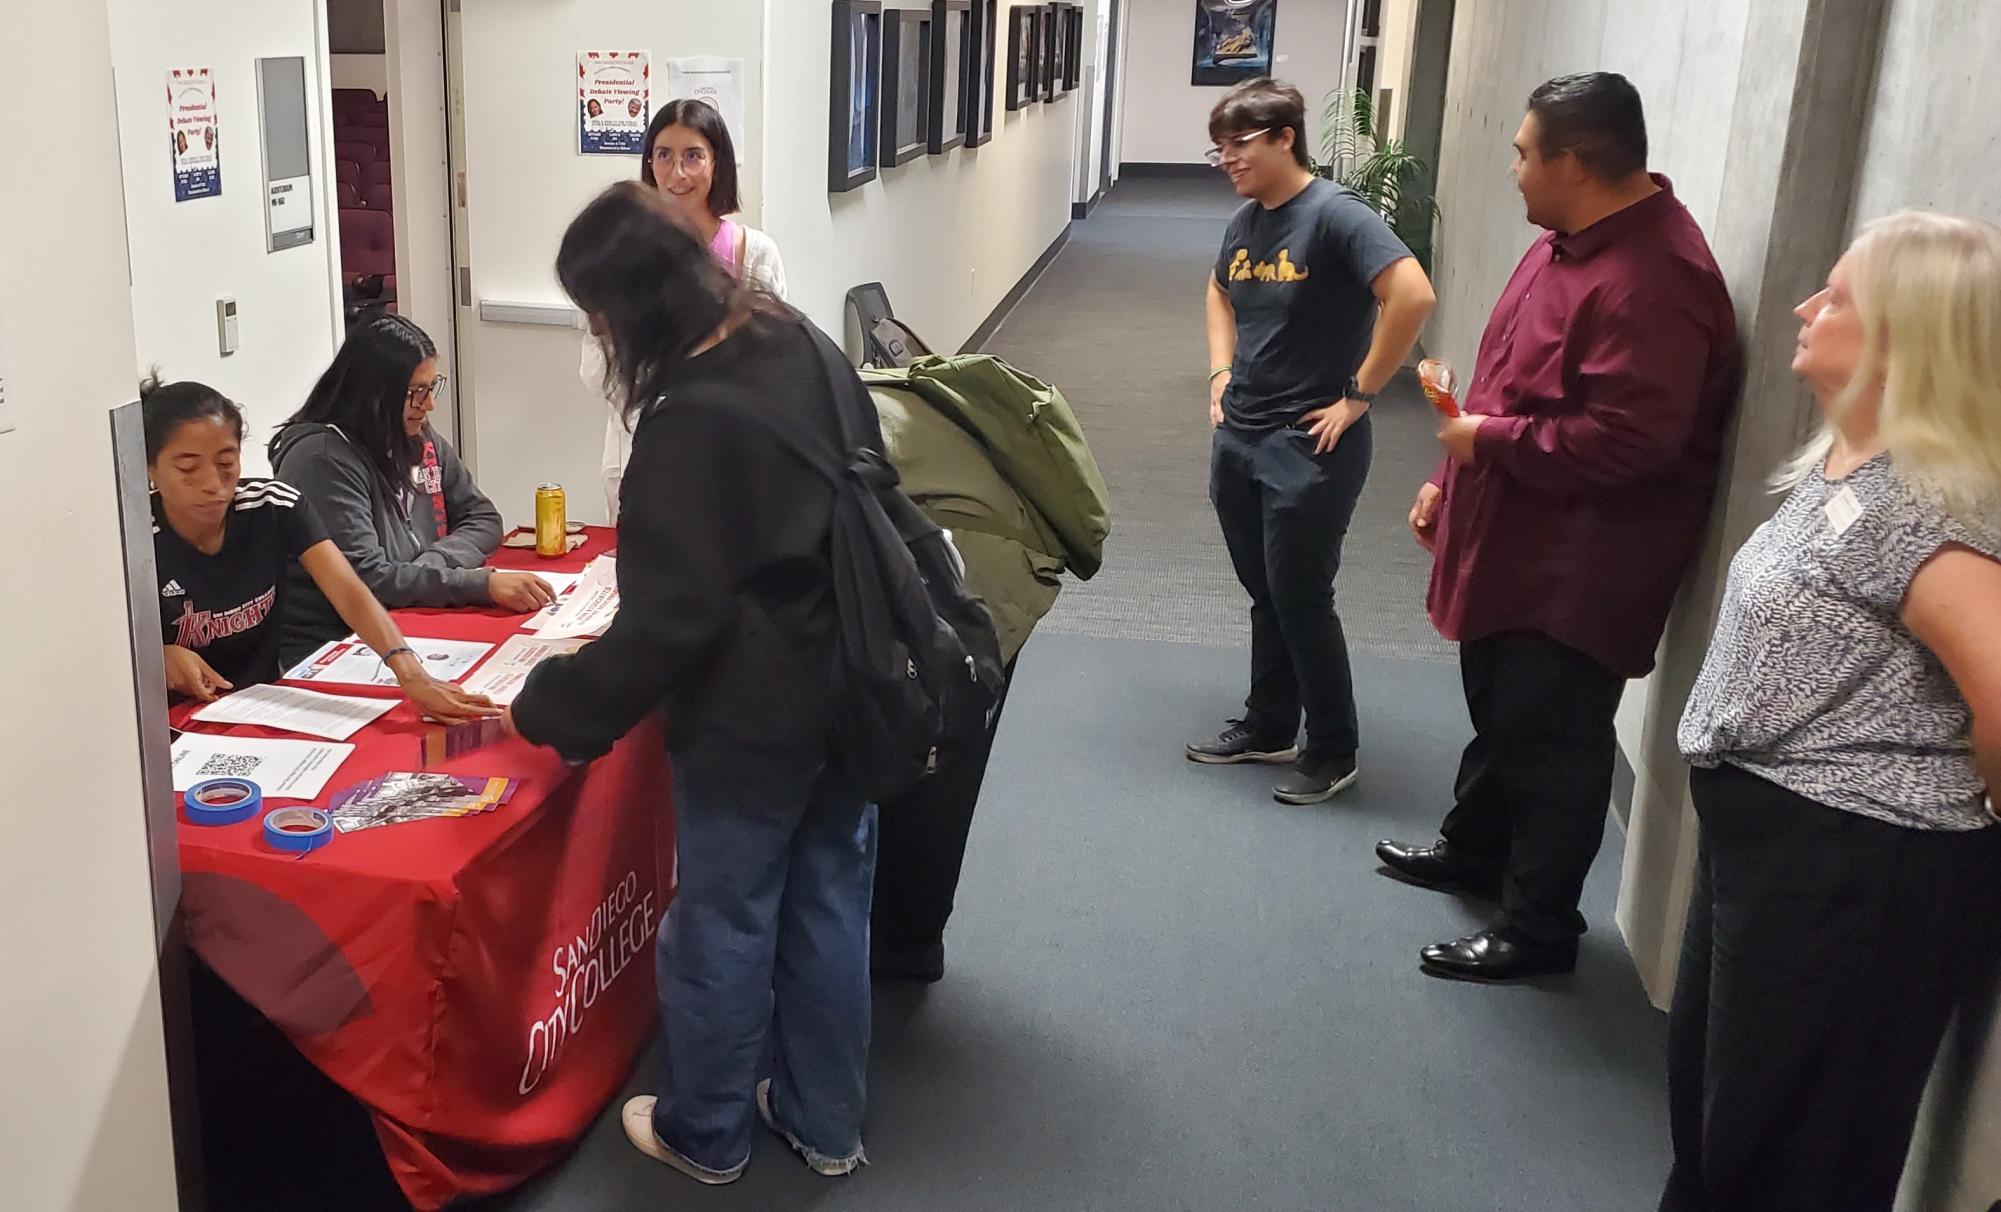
[270,311,553,665]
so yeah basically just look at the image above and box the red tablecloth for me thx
[175,528,673,1209]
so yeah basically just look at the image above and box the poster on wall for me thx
[578,51,651,155]
[1191,0,1276,86]
[664,58,747,160]
[167,67,222,202]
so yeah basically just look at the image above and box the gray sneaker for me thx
[1273,757,1360,805]
[1185,720,1300,765]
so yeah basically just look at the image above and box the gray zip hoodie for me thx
[270,421,503,666]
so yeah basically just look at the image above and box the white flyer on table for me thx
[534,556,618,639]
[284,636,493,687]
[170,734,354,799]
[191,683,396,741]
[527,571,585,628]
[461,635,589,705]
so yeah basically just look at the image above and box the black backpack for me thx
[733,322,1006,803]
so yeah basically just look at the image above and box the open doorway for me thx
[327,0,462,446]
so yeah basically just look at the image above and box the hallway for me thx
[469,177,1675,1212]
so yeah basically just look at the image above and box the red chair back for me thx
[337,181,359,208]
[334,140,376,166]
[363,183,394,212]
[339,208,396,279]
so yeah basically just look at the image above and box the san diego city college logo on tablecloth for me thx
[518,870,659,1095]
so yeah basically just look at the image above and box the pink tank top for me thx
[708,219,742,278]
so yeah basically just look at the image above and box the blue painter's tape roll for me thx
[263,807,333,853]
[186,778,263,826]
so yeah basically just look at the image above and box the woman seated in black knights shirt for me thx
[145,374,495,723]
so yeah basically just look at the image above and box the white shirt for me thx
[597,224,789,521]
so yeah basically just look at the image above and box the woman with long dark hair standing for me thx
[593,98,788,520]
[508,182,873,1185]
[270,312,552,663]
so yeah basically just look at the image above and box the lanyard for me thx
[418,439,447,540]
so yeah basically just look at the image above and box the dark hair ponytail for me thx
[558,181,759,427]
[140,370,245,463]
[274,310,437,488]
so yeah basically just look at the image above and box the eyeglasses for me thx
[402,376,446,404]
[651,146,713,175]
[1204,128,1270,167]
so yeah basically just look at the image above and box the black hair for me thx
[1207,78,1310,170]
[1527,72,1648,182]
[139,370,244,463]
[638,98,742,217]
[272,310,436,489]
[558,181,772,427]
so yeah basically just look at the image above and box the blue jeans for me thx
[651,747,877,1173]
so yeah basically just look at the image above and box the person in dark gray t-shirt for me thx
[1186,78,1435,805]
[1215,177,1414,429]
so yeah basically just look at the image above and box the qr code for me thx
[196,753,264,779]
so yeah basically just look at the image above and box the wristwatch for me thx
[1345,377,1377,404]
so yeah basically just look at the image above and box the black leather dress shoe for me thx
[1373,839,1502,899]
[1418,928,1577,983]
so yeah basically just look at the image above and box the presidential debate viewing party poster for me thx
[579,51,650,155]
[168,67,221,201]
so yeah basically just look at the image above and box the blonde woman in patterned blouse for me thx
[1666,211,2001,1212]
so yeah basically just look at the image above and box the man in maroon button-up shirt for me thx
[1377,73,1740,982]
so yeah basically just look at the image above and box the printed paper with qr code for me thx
[170,734,355,800]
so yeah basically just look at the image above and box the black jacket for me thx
[513,314,863,765]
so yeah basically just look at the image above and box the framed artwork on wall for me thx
[1064,4,1085,91]
[880,9,932,166]
[929,0,971,154]
[1048,2,1064,101]
[828,0,882,192]
[967,0,998,146]
[1005,7,1037,112]
[1191,0,1276,87]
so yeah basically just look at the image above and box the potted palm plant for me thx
[1315,88,1440,277]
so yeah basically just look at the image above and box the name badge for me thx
[1824,485,1863,536]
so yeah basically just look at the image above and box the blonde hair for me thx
[1774,210,2001,524]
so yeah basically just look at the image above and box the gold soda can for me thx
[534,484,567,558]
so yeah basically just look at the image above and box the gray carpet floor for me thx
[480,632,1671,1212]
[985,176,1452,660]
[462,178,1672,1211]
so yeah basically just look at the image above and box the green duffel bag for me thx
[862,354,1111,580]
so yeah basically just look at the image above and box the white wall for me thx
[455,0,767,526]
[330,52,388,97]
[764,0,1085,345]
[1117,0,1346,165]
[108,0,348,475]
[0,2,181,1207]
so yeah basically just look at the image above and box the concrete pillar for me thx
[1615,0,1890,1005]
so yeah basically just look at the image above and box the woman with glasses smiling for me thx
[592,98,790,521]
[270,310,551,665]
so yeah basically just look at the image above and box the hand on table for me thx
[499,706,522,741]
[403,676,499,724]
[489,570,557,613]
[165,644,233,702]
[1301,397,1370,455]
[1437,413,1487,465]
[1409,482,1443,553]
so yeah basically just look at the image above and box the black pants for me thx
[1437,630,1624,945]
[1661,763,2001,1212]
[1209,417,1371,764]
[870,657,1017,952]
